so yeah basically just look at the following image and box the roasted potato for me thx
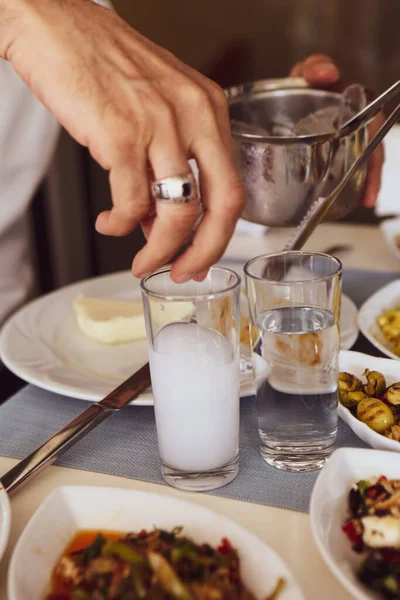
[363,369,386,398]
[340,390,368,409]
[357,397,395,433]
[384,383,400,406]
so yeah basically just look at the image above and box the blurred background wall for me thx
[32,0,400,294]
[115,0,399,90]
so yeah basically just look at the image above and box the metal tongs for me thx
[286,80,400,252]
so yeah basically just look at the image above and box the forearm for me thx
[0,0,112,61]
[0,0,27,60]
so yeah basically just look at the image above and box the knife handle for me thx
[1,403,112,494]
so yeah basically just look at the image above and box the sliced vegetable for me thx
[342,520,362,547]
[171,539,198,564]
[80,533,104,564]
[87,556,119,576]
[103,541,146,565]
[383,574,399,594]
[148,551,193,600]
[218,537,233,555]
[131,564,148,598]
[358,480,369,496]
[267,577,286,600]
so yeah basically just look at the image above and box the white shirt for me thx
[0,0,113,329]
[0,60,60,327]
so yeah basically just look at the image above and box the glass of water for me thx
[141,267,241,491]
[244,251,342,472]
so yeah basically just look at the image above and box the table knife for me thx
[1,362,151,495]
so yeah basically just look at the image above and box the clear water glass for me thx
[141,267,241,491]
[244,251,342,472]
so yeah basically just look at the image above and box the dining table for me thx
[0,219,399,600]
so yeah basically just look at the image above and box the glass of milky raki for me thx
[244,251,342,472]
[141,267,241,491]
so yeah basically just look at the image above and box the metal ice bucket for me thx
[227,77,369,227]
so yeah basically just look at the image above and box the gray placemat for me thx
[0,386,368,513]
[0,268,397,514]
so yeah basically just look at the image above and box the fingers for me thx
[184,69,235,155]
[362,112,385,208]
[290,54,340,86]
[193,269,209,282]
[170,134,246,282]
[162,77,246,282]
[134,74,245,282]
[95,155,149,237]
[8,0,245,282]
[131,107,200,278]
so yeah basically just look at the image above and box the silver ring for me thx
[150,172,197,204]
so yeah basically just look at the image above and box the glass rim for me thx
[140,266,241,301]
[244,250,343,285]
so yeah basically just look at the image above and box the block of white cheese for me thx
[362,515,400,549]
[73,295,195,345]
[73,296,147,344]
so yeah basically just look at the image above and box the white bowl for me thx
[310,447,400,600]
[358,279,400,361]
[381,217,400,261]
[0,483,11,564]
[8,485,304,600]
[339,350,400,452]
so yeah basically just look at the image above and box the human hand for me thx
[1,0,245,282]
[289,54,384,208]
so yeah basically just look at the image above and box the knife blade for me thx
[1,362,151,494]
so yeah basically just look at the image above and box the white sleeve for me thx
[0,60,60,326]
[0,0,115,327]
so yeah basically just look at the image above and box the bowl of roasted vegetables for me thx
[358,280,400,361]
[310,448,400,600]
[8,486,305,600]
[376,305,400,359]
[339,351,400,452]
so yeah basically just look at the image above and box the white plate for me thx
[339,350,400,452]
[0,265,358,405]
[341,294,359,350]
[8,485,304,600]
[310,447,400,600]
[0,483,11,566]
[358,279,400,360]
[381,217,400,261]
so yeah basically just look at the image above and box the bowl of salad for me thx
[8,486,305,600]
[310,447,400,600]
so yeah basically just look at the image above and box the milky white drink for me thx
[149,322,240,472]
